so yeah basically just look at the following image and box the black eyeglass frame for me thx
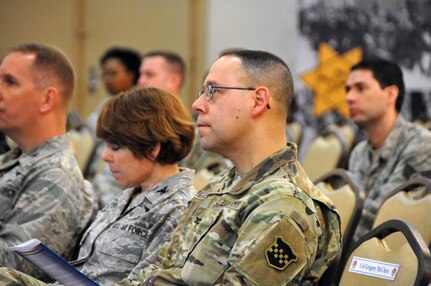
[197,84,255,101]
[197,84,271,109]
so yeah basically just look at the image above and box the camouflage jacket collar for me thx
[135,167,195,206]
[0,135,69,171]
[208,143,297,195]
[366,115,406,163]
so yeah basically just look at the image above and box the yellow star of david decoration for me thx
[301,43,362,117]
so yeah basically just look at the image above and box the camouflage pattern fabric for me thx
[0,267,46,286]
[117,143,341,286]
[77,168,194,285]
[0,135,96,280]
[348,115,431,241]
[0,168,195,286]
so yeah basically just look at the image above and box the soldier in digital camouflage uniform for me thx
[75,170,194,285]
[345,58,431,241]
[113,49,342,285]
[0,43,96,280]
[0,87,196,285]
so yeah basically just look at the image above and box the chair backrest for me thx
[373,176,431,249]
[5,136,17,150]
[67,124,96,173]
[339,219,431,286]
[302,130,347,181]
[286,121,302,144]
[314,168,364,248]
[83,138,105,180]
[314,168,365,286]
[328,123,358,157]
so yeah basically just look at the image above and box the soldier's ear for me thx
[40,87,59,113]
[251,86,270,117]
[385,85,399,107]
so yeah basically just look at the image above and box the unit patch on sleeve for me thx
[266,236,297,270]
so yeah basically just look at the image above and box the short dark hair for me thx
[100,47,141,84]
[219,49,294,118]
[143,50,186,86]
[11,43,75,102]
[351,58,405,112]
[96,87,195,164]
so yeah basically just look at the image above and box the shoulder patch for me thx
[266,236,297,270]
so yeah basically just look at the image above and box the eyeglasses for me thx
[197,84,255,101]
[197,84,271,109]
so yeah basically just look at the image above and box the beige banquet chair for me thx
[328,122,358,157]
[339,219,431,286]
[302,130,348,181]
[372,176,431,250]
[314,168,365,286]
[68,124,96,174]
[286,121,302,145]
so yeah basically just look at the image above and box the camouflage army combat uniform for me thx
[118,143,341,286]
[0,135,95,279]
[349,115,431,241]
[0,168,195,286]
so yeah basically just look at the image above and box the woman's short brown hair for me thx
[96,87,195,164]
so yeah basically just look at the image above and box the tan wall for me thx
[0,0,207,120]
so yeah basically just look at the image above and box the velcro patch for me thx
[266,236,297,270]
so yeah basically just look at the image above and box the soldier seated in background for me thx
[345,58,431,241]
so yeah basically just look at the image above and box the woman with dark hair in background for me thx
[86,47,141,133]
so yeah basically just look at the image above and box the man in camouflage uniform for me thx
[0,43,95,279]
[116,49,341,285]
[345,59,431,241]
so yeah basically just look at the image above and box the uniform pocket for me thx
[98,224,146,266]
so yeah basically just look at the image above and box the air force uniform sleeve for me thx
[0,135,96,279]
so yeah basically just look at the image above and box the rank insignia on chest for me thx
[266,236,297,270]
